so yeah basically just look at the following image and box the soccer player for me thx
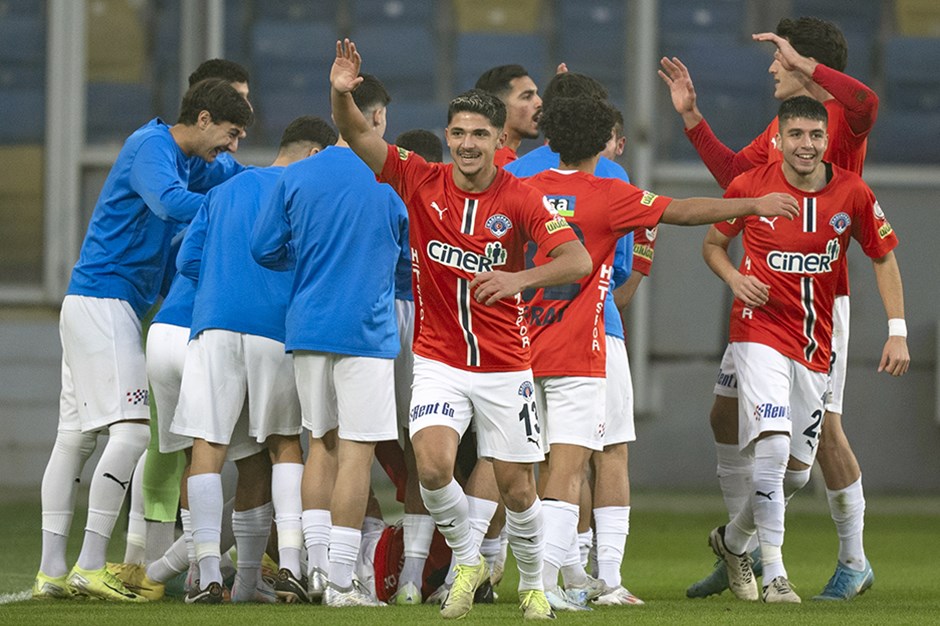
[475,64,542,166]
[253,74,404,608]
[32,78,252,602]
[127,57,254,568]
[702,96,908,604]
[521,94,800,611]
[507,74,648,607]
[388,128,446,606]
[170,116,337,604]
[660,17,884,599]
[330,39,594,620]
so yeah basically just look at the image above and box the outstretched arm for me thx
[871,251,909,376]
[662,193,799,226]
[702,226,770,308]
[330,39,389,175]
[658,56,704,130]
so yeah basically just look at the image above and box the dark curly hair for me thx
[540,96,615,165]
[776,17,848,72]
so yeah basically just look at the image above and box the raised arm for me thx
[871,251,909,376]
[662,193,799,226]
[329,39,390,175]
[702,226,770,308]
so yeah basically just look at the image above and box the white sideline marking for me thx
[0,590,31,604]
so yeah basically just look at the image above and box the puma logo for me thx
[806,439,817,451]
[755,490,775,501]
[431,201,448,220]
[103,472,129,490]
[759,216,779,230]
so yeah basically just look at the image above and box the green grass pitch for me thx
[1,493,937,624]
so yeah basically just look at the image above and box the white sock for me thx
[467,496,498,555]
[480,536,502,573]
[577,529,593,571]
[40,429,98,577]
[77,422,150,570]
[541,500,577,589]
[145,521,177,564]
[329,526,361,589]
[594,505,629,587]
[146,534,189,583]
[751,435,789,583]
[180,508,195,563]
[715,442,753,521]
[124,452,148,564]
[272,462,304,577]
[506,499,544,592]
[302,509,331,575]
[231,502,273,601]
[401,513,434,587]
[561,535,588,587]
[188,473,224,586]
[420,479,476,565]
[827,476,867,570]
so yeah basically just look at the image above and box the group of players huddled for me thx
[32,14,908,620]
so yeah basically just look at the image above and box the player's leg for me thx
[245,333,306,600]
[61,297,151,602]
[320,354,395,607]
[593,336,643,605]
[230,450,275,603]
[814,296,873,599]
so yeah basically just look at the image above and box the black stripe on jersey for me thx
[461,198,477,235]
[803,197,816,233]
[802,277,818,362]
[457,277,479,367]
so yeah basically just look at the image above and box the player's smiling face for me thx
[446,112,500,180]
[777,116,828,177]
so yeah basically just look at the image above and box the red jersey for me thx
[380,144,578,372]
[631,225,657,276]
[718,162,897,373]
[523,170,672,377]
[494,146,518,167]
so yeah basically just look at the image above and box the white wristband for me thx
[888,318,907,338]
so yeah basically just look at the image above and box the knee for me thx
[55,429,99,459]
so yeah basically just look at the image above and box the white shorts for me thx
[58,295,150,433]
[171,329,302,446]
[146,322,192,453]
[825,295,850,414]
[535,376,606,452]
[732,342,828,466]
[408,355,545,463]
[604,335,636,445]
[394,299,415,432]
[713,343,738,398]
[293,351,397,442]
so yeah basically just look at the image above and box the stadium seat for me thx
[884,36,940,113]
[454,33,549,92]
[86,82,154,144]
[868,108,940,164]
[659,0,745,50]
[0,89,44,143]
[385,100,445,145]
[352,23,437,101]
[556,0,627,96]
[0,14,44,63]
[453,0,542,34]
[254,0,340,22]
[895,0,940,37]
[352,0,435,26]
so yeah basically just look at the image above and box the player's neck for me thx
[453,162,498,193]
[558,154,600,175]
[169,123,200,157]
[782,162,827,192]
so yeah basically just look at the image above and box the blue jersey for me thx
[251,146,408,358]
[505,145,632,340]
[152,272,195,328]
[178,166,293,343]
[67,118,244,318]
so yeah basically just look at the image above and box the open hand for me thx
[331,39,363,94]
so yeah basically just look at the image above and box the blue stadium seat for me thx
[86,82,153,143]
[386,100,445,145]
[454,33,549,92]
[352,0,435,26]
[658,42,775,160]
[869,109,940,164]
[254,0,340,22]
[556,0,627,96]
[0,88,44,143]
[256,90,333,147]
[659,0,745,50]
[353,24,436,101]
[0,14,44,63]
[884,36,940,113]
